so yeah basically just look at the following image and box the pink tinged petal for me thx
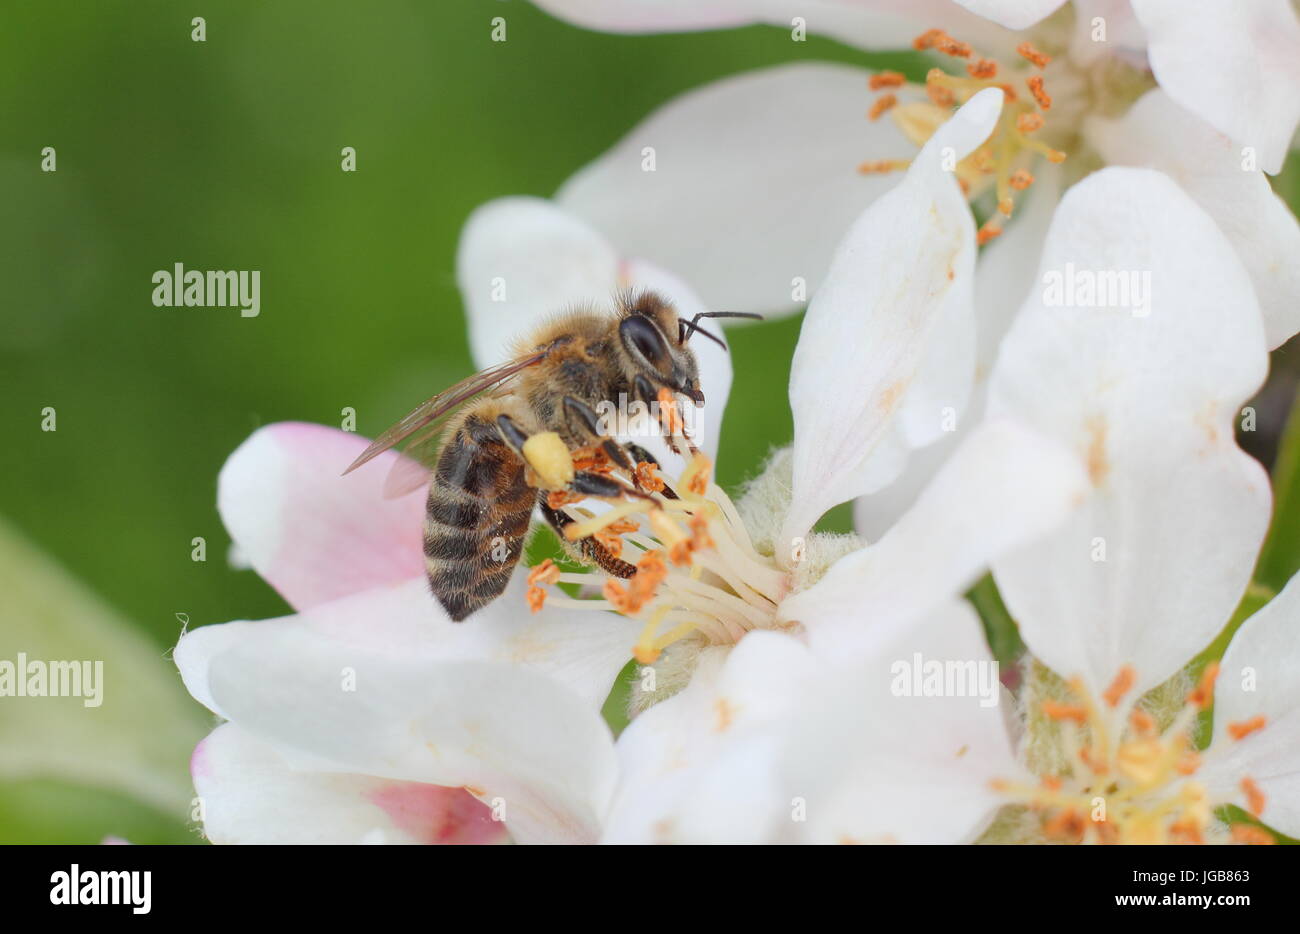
[779,89,1003,548]
[602,632,814,844]
[217,422,427,612]
[192,724,507,845]
[953,0,1067,30]
[556,63,916,316]
[988,167,1271,699]
[789,417,1088,662]
[1198,573,1300,838]
[1130,0,1300,174]
[1087,89,1300,349]
[780,600,1021,844]
[180,598,622,844]
[175,575,640,715]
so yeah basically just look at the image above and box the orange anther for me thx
[1009,169,1034,190]
[967,58,998,79]
[1230,824,1275,845]
[857,159,909,175]
[1026,75,1052,110]
[546,490,584,510]
[1016,112,1044,133]
[525,559,560,613]
[935,36,972,58]
[1228,715,1267,741]
[913,28,946,51]
[1041,700,1087,724]
[1240,776,1266,816]
[976,221,1003,246]
[1017,41,1051,67]
[998,196,1014,216]
[1188,661,1220,709]
[869,70,905,90]
[1104,665,1136,707]
[868,93,897,121]
[1129,708,1156,735]
[633,461,665,493]
[1043,808,1086,841]
[1175,751,1201,775]
[656,387,684,435]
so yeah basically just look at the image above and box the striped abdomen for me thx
[424,414,534,621]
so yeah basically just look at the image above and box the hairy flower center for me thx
[860,29,1070,245]
[993,664,1274,844]
[525,449,788,665]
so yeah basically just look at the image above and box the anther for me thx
[868,93,897,121]
[869,71,905,90]
[1240,777,1266,816]
[1026,75,1052,110]
[1227,715,1267,741]
[1017,42,1051,67]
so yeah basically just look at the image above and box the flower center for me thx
[993,664,1274,844]
[524,446,789,666]
[861,28,1072,245]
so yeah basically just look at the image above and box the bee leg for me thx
[624,442,679,500]
[538,498,636,579]
[496,412,654,505]
[560,395,676,498]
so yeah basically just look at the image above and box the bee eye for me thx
[619,315,668,369]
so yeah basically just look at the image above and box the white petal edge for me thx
[988,166,1271,699]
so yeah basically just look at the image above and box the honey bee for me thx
[343,292,759,621]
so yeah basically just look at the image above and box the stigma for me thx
[524,449,789,668]
[861,29,1068,245]
[993,664,1276,844]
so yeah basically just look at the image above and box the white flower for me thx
[537,0,1300,349]
[175,97,1089,845]
[652,164,1300,845]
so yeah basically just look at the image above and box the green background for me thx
[2,1,1297,844]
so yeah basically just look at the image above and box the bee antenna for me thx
[679,311,763,348]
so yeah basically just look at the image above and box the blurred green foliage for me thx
[3,1,1298,845]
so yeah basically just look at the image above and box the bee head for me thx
[618,292,705,405]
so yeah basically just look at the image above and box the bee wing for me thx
[342,351,547,490]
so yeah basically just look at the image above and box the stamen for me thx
[1016,112,1044,133]
[1103,665,1135,707]
[633,461,665,493]
[1230,824,1275,845]
[867,28,1068,236]
[857,158,911,176]
[656,387,685,436]
[1026,75,1052,110]
[526,559,561,613]
[1227,715,1267,741]
[1240,777,1266,816]
[868,93,897,121]
[999,666,1275,844]
[1017,41,1051,68]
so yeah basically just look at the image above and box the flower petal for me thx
[988,167,1271,699]
[192,723,507,844]
[779,89,1003,547]
[218,422,427,612]
[176,575,640,715]
[1130,0,1300,174]
[533,0,1019,53]
[556,63,916,315]
[1087,89,1300,348]
[786,416,1087,661]
[1198,572,1300,838]
[601,632,814,844]
[780,600,1020,844]
[953,0,1067,31]
[184,607,621,844]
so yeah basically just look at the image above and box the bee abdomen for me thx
[424,419,534,621]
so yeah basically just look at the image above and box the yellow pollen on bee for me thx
[994,665,1276,844]
[522,432,575,490]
